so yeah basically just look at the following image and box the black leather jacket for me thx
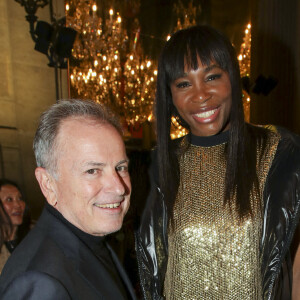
[135,127,300,300]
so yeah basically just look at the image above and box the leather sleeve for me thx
[261,128,300,299]
[135,150,168,300]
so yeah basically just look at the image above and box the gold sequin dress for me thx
[164,130,280,300]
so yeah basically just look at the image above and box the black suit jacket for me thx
[0,207,137,300]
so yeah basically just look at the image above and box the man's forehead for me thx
[60,116,105,129]
[55,118,125,158]
[56,117,116,143]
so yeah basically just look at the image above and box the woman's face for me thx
[170,58,232,136]
[0,184,25,226]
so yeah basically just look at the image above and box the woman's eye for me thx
[6,197,12,202]
[207,74,221,81]
[176,81,191,88]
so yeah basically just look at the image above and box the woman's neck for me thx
[7,225,17,241]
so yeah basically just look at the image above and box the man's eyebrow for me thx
[116,159,129,167]
[82,161,105,167]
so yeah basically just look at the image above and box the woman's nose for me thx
[13,200,22,209]
[191,85,210,103]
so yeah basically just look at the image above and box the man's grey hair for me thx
[33,99,122,176]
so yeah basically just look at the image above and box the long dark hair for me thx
[0,179,31,250]
[155,25,267,218]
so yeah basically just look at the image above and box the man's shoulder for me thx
[0,270,71,300]
[0,208,78,294]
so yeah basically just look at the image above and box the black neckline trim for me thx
[190,130,229,147]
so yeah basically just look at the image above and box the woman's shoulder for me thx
[246,123,279,136]
[246,123,281,150]
[252,124,300,166]
[247,123,300,141]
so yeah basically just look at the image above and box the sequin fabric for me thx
[164,131,280,300]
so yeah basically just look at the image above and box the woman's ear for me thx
[35,167,57,206]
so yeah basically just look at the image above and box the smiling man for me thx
[0,99,136,300]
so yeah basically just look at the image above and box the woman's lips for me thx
[192,107,220,123]
[11,211,22,216]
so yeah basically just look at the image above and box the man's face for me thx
[48,117,131,236]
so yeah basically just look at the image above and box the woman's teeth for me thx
[195,109,217,118]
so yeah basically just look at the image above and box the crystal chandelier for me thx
[66,0,157,124]
[238,23,251,122]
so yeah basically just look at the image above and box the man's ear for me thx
[35,167,57,206]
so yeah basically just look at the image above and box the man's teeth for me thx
[95,203,121,208]
[195,109,217,118]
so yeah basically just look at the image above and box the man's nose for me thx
[107,171,126,196]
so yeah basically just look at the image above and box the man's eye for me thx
[6,197,12,202]
[176,81,191,88]
[116,165,128,173]
[86,169,98,175]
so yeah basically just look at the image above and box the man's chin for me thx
[92,223,123,237]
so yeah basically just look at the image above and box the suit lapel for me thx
[76,250,127,300]
[106,243,137,300]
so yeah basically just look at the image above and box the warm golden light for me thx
[238,23,251,122]
[66,1,169,126]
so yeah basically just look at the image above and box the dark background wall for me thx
[250,0,300,134]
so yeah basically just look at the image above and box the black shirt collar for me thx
[45,202,106,250]
[190,130,230,147]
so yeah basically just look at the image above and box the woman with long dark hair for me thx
[0,179,31,273]
[136,25,300,299]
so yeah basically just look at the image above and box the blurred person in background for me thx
[0,179,31,273]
